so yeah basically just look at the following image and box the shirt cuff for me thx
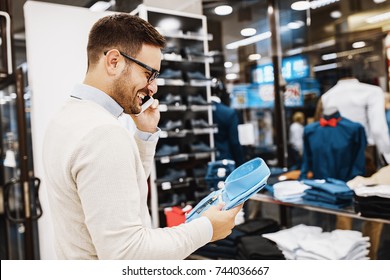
[136,127,160,142]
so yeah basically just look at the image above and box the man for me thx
[42,14,241,260]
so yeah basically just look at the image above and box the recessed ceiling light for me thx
[373,0,386,4]
[330,10,342,18]
[224,61,233,68]
[226,31,271,49]
[287,20,305,29]
[292,0,340,10]
[226,73,238,80]
[291,1,311,11]
[322,53,337,60]
[241,28,256,37]
[214,5,233,16]
[352,41,366,48]
[248,54,261,61]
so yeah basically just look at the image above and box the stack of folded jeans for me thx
[301,178,354,209]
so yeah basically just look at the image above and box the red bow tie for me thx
[320,117,341,127]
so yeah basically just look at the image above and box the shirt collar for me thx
[323,111,341,120]
[70,84,124,118]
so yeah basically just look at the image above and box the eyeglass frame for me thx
[103,50,160,84]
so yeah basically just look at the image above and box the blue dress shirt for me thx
[300,112,367,181]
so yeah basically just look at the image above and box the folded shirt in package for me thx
[185,157,270,223]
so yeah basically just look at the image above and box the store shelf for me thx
[135,5,215,227]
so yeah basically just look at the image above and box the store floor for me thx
[247,200,390,260]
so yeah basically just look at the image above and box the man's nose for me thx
[147,80,158,95]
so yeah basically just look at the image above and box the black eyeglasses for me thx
[104,50,160,84]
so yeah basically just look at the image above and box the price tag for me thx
[161,182,172,190]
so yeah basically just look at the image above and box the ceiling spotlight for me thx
[322,53,337,60]
[224,61,233,68]
[287,20,305,29]
[373,0,386,3]
[241,28,256,37]
[291,1,311,11]
[248,54,261,61]
[214,5,233,16]
[330,10,342,18]
[226,73,238,80]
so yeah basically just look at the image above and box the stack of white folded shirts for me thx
[262,224,322,259]
[353,184,390,198]
[263,224,370,260]
[273,180,311,203]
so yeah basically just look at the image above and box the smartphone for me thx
[136,95,154,116]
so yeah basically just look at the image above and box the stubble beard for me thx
[112,73,140,115]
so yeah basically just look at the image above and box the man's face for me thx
[112,44,161,114]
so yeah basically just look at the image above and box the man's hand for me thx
[131,98,160,133]
[202,203,243,242]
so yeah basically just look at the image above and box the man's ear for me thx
[104,49,123,76]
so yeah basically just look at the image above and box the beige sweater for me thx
[42,98,212,259]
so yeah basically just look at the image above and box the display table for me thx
[251,192,390,225]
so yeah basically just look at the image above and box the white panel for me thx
[24,1,114,259]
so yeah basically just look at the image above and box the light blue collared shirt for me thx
[70,84,160,141]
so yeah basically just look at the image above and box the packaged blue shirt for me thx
[186,157,270,222]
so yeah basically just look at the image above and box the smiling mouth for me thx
[138,93,151,105]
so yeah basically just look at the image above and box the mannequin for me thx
[321,77,390,164]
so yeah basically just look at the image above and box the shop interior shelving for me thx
[132,4,216,227]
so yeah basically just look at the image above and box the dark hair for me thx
[87,13,166,67]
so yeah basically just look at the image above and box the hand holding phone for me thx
[136,95,154,116]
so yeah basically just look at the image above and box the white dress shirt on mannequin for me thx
[321,78,390,163]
